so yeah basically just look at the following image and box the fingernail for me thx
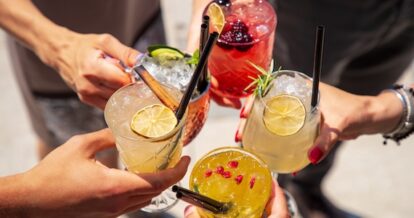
[184,206,197,217]
[309,146,323,164]
[235,129,241,142]
[240,106,247,118]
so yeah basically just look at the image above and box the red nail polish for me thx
[309,147,323,164]
[235,129,241,142]
[240,106,247,118]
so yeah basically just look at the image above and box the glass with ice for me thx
[241,70,320,173]
[104,81,186,212]
[206,0,277,98]
[138,51,210,145]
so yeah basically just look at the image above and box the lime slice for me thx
[263,95,306,136]
[207,2,225,33]
[130,104,178,138]
[148,45,185,61]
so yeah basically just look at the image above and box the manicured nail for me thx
[240,95,254,118]
[309,146,323,164]
[235,129,241,142]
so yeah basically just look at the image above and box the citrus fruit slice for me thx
[130,104,178,138]
[207,2,225,33]
[148,45,185,61]
[263,95,306,136]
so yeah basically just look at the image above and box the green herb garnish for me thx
[186,49,200,65]
[245,60,281,97]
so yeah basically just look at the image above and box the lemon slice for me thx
[263,95,306,136]
[207,2,225,33]
[130,104,178,138]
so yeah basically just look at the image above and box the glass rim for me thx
[105,82,187,142]
[256,70,320,114]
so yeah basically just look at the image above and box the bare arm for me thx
[0,0,138,109]
[187,0,211,52]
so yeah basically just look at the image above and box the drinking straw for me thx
[134,66,179,111]
[175,32,218,121]
[173,185,230,214]
[196,16,211,92]
[311,25,325,109]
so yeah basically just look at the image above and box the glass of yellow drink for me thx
[104,81,187,212]
[190,147,272,218]
[242,70,320,173]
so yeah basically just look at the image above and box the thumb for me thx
[184,205,201,218]
[98,34,140,66]
[81,128,116,157]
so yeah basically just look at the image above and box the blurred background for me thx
[1,0,414,217]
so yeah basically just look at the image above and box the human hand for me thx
[307,83,403,164]
[183,179,289,218]
[21,129,190,218]
[41,30,139,109]
[209,76,242,109]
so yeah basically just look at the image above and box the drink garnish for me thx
[130,104,178,138]
[245,60,279,97]
[263,94,306,136]
[217,21,254,51]
[147,45,185,64]
[207,3,225,33]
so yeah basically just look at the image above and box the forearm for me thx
[0,173,32,217]
[0,0,75,68]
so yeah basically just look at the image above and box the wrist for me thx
[33,24,78,69]
[0,172,34,217]
[368,91,403,134]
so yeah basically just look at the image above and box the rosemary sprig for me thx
[245,60,281,97]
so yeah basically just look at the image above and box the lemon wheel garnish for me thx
[207,2,225,33]
[130,104,178,138]
[263,95,306,136]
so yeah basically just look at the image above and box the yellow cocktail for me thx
[242,70,320,173]
[190,147,272,218]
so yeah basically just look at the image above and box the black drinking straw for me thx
[311,25,325,109]
[175,32,218,121]
[172,185,229,214]
[196,16,210,92]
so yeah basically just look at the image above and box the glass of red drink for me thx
[206,0,277,99]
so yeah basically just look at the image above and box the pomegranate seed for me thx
[215,166,225,175]
[292,172,297,177]
[228,161,239,168]
[249,176,256,189]
[235,175,243,184]
[222,171,232,178]
[204,169,213,177]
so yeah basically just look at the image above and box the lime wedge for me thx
[130,104,178,138]
[263,95,306,136]
[148,45,185,61]
[207,3,225,33]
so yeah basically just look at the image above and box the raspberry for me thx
[216,21,254,51]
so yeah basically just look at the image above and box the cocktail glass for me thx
[189,146,272,218]
[104,81,187,212]
[206,0,277,98]
[139,53,210,145]
[241,70,320,173]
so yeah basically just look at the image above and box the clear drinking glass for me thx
[241,70,320,173]
[206,0,277,98]
[189,147,272,218]
[139,53,210,145]
[104,81,187,212]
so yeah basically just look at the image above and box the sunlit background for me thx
[1,1,414,217]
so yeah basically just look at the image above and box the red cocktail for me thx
[207,0,277,98]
